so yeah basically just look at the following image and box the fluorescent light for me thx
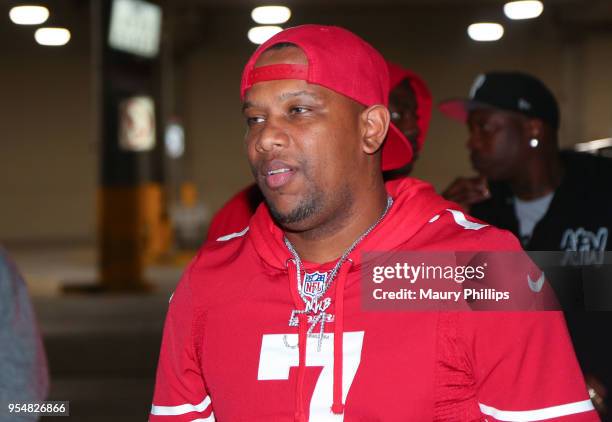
[574,138,612,152]
[35,27,71,46]
[248,26,283,44]
[9,5,49,25]
[467,23,504,42]
[504,1,543,20]
[251,6,291,24]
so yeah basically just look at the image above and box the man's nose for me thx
[255,118,290,153]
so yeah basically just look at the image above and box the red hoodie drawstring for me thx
[295,311,308,422]
[287,260,308,422]
[332,260,352,415]
[287,258,352,419]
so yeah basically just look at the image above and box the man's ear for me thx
[360,105,390,155]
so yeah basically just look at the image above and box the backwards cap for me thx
[240,24,413,170]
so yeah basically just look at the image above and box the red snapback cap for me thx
[240,24,412,171]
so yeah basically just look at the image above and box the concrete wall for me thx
[0,54,95,243]
[580,34,612,142]
[1,3,611,243]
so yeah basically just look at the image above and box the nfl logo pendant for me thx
[302,271,327,299]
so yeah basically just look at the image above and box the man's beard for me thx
[250,159,323,226]
[266,190,322,226]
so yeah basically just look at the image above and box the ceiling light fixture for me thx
[35,27,71,46]
[251,6,291,25]
[248,26,283,44]
[467,23,504,42]
[504,1,544,20]
[9,5,49,25]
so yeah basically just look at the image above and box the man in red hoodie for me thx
[150,25,597,421]
[205,61,432,242]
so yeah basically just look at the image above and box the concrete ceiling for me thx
[2,0,611,56]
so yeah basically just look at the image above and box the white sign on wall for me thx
[119,96,156,152]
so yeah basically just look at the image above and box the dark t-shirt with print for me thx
[471,150,611,253]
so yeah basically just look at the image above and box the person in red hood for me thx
[150,25,597,422]
[383,61,432,180]
[205,61,432,242]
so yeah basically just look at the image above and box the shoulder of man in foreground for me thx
[205,183,262,243]
[386,176,523,252]
[417,206,522,251]
[0,247,49,407]
[172,202,273,312]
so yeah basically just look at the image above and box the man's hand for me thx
[442,176,490,211]
[586,374,608,417]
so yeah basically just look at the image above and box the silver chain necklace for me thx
[284,196,393,350]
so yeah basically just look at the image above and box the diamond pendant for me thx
[288,299,334,351]
[288,309,304,327]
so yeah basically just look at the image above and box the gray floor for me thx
[9,246,184,422]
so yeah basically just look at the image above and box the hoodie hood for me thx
[387,61,433,155]
[249,177,456,270]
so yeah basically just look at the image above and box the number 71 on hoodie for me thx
[258,331,365,421]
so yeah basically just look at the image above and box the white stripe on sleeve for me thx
[151,396,212,416]
[447,209,488,231]
[216,227,249,242]
[479,399,595,421]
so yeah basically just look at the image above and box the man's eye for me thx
[290,106,310,114]
[246,116,265,125]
